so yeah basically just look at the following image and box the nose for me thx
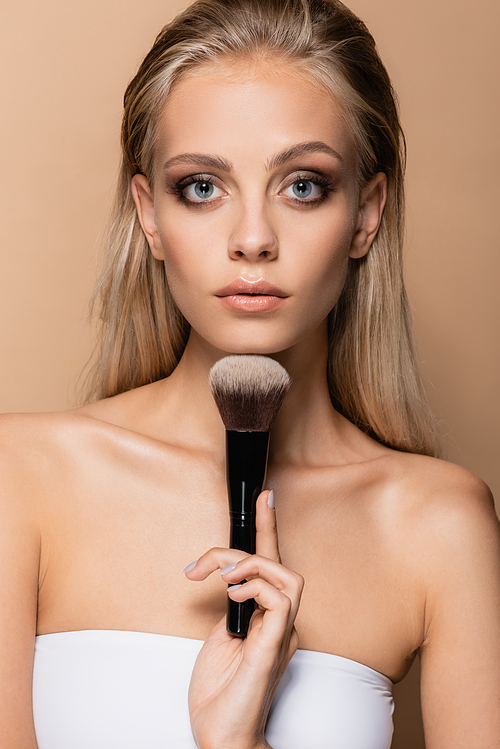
[227,199,279,261]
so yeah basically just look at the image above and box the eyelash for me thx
[167,174,220,208]
[167,172,337,207]
[285,173,337,206]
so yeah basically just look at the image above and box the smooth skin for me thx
[0,59,499,749]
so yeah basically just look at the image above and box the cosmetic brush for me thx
[209,355,291,637]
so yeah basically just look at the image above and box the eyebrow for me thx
[163,153,232,171]
[267,141,343,169]
[162,141,343,173]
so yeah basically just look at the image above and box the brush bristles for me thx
[209,355,291,432]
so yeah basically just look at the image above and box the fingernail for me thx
[267,489,275,509]
[183,560,198,573]
[220,563,237,575]
[227,584,242,592]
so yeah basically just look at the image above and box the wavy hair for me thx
[85,0,440,457]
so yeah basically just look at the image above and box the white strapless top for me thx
[33,630,393,748]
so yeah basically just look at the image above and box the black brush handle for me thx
[226,430,270,637]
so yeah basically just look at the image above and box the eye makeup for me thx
[281,171,337,207]
[165,173,224,208]
[165,168,338,208]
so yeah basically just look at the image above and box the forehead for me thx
[155,59,357,171]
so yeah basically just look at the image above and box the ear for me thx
[131,174,164,260]
[349,172,387,259]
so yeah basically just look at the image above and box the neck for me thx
[154,320,351,466]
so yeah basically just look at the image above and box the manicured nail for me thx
[221,563,237,575]
[227,584,242,592]
[183,560,198,573]
[267,489,275,509]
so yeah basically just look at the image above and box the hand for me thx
[184,489,304,749]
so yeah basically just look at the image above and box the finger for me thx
[223,556,303,629]
[227,578,293,648]
[183,547,249,580]
[255,489,280,562]
[221,554,303,616]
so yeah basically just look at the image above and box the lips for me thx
[215,279,288,313]
[215,280,287,298]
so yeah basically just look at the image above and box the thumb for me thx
[255,489,280,562]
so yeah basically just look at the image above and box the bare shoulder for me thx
[0,406,128,497]
[387,450,497,528]
[0,409,94,469]
[0,410,99,744]
[340,437,497,535]
[0,415,48,556]
[401,448,497,516]
[349,447,498,591]
[0,382,177,502]
[385,457,500,745]
[0,379,161,461]
[378,449,500,594]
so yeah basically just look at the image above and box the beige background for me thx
[1,1,499,746]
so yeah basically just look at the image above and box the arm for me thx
[0,433,40,748]
[418,474,500,748]
[184,489,304,749]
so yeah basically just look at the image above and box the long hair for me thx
[85,0,440,457]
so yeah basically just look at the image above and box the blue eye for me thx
[293,180,313,198]
[184,180,222,202]
[283,179,323,201]
[195,182,214,199]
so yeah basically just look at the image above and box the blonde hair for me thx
[85,0,440,457]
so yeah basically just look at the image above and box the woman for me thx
[1,0,499,747]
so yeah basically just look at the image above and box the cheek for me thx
[151,224,208,328]
[282,213,355,309]
[155,217,208,289]
[301,251,349,325]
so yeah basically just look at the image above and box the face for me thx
[132,59,386,359]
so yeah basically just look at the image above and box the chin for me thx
[188,314,328,359]
[201,330,298,357]
[220,341,290,356]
